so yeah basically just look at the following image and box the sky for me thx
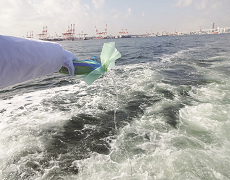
[0,0,230,38]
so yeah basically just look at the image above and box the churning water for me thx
[1,34,230,180]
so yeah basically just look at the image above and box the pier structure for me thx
[26,31,33,38]
[28,23,230,41]
[95,24,108,39]
[62,24,75,40]
[37,26,48,40]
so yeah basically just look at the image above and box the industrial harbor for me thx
[25,23,230,41]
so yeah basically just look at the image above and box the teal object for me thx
[59,42,121,85]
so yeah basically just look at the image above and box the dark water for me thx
[1,34,230,180]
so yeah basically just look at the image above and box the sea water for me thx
[1,34,230,180]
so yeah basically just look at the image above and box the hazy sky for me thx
[0,0,230,38]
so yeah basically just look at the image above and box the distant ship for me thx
[120,35,131,38]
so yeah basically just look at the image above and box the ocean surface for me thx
[1,34,230,180]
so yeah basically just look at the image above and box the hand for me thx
[62,50,78,76]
